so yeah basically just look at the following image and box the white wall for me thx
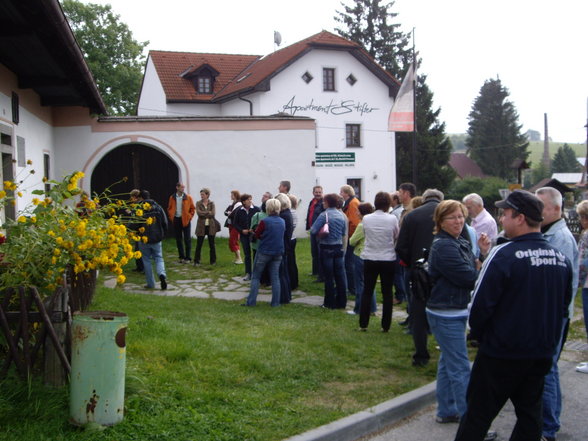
[137,57,168,116]
[54,120,316,238]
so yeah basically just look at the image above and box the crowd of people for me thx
[127,179,587,441]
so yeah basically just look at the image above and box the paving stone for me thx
[291,296,324,306]
[182,291,210,299]
[192,278,213,283]
[212,291,248,300]
[103,277,117,289]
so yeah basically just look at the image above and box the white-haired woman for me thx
[244,199,285,307]
[576,200,588,373]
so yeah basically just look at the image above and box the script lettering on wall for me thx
[279,96,378,117]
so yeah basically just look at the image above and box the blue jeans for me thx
[352,254,376,314]
[542,318,569,438]
[139,241,166,288]
[320,244,347,309]
[246,252,282,306]
[393,261,406,301]
[583,288,588,338]
[426,312,470,418]
[344,243,355,295]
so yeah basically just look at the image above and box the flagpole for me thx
[411,28,417,188]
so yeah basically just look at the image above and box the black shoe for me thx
[412,358,429,367]
[159,274,167,290]
[435,415,460,424]
[399,319,409,326]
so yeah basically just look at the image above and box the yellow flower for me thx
[17,216,26,223]
[136,209,143,217]
[141,236,148,243]
[32,197,40,205]
[26,159,33,165]
[17,191,22,197]
[138,227,145,233]
[116,275,126,284]
[0,191,6,198]
[30,216,36,223]
[146,217,154,225]
[134,251,142,259]
[142,202,151,210]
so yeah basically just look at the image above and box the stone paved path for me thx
[104,263,409,321]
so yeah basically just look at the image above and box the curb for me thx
[284,380,436,441]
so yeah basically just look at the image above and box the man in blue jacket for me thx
[454,190,573,441]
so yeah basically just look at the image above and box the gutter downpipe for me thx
[239,96,253,116]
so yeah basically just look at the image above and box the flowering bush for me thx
[0,164,147,298]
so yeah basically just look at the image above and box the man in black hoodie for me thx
[139,190,168,290]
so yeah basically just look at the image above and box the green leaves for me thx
[62,0,148,115]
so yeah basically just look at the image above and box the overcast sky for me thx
[78,0,588,143]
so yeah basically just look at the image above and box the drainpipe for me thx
[239,96,253,116]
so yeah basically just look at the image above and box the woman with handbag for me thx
[194,188,217,265]
[310,193,348,309]
[224,190,242,264]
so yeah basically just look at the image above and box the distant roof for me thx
[148,31,401,104]
[0,0,106,114]
[551,173,583,184]
[449,152,485,179]
[528,178,573,194]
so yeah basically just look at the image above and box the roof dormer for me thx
[180,63,220,94]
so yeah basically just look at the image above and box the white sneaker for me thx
[234,259,243,264]
[576,363,588,374]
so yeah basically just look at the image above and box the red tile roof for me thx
[449,152,486,179]
[148,31,400,103]
[149,51,259,102]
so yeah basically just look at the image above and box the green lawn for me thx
[0,238,438,441]
[527,141,585,166]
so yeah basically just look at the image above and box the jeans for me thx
[320,244,347,309]
[583,287,588,338]
[246,252,282,306]
[344,243,355,295]
[195,226,216,264]
[542,318,569,438]
[310,233,323,279]
[139,241,166,288]
[240,234,253,275]
[173,217,191,260]
[279,253,291,304]
[352,254,376,314]
[360,260,394,330]
[426,312,470,418]
[393,261,406,301]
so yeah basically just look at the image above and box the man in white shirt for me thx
[463,193,498,241]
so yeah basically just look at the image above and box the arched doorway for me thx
[90,143,178,210]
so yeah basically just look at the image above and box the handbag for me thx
[317,212,329,239]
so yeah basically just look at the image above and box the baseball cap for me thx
[495,190,544,222]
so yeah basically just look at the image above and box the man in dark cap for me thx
[454,190,573,441]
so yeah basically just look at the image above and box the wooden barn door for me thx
[90,143,178,213]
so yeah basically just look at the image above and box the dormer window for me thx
[180,63,219,95]
[198,76,212,94]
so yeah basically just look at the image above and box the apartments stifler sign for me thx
[279,96,378,117]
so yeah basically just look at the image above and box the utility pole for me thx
[543,113,550,169]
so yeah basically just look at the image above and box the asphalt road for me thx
[364,357,587,441]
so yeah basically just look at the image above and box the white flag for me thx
[388,64,415,132]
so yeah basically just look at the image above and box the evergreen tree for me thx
[335,0,454,191]
[335,0,411,77]
[395,75,456,190]
[63,0,148,115]
[466,78,529,181]
[551,144,581,173]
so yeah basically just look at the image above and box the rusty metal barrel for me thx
[69,311,128,426]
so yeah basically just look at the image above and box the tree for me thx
[551,143,581,173]
[335,0,455,191]
[62,0,148,115]
[445,176,509,216]
[466,78,529,181]
[395,75,456,190]
[335,0,411,78]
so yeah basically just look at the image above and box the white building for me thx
[138,31,400,202]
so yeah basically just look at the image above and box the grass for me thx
[527,141,585,166]
[0,237,438,441]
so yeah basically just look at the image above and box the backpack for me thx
[411,249,433,302]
